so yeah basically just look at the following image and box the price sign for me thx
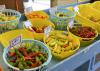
[74,6,79,14]
[24,21,32,28]
[9,35,22,48]
[68,20,74,28]
[49,7,57,15]
[44,26,51,37]
[25,6,33,13]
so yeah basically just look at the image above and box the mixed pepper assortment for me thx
[1,2,100,70]
[7,42,48,70]
[0,12,16,22]
[69,26,96,38]
[28,26,47,33]
[26,11,48,19]
[44,31,80,59]
[0,12,18,34]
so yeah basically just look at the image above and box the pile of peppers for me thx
[7,42,48,70]
[69,26,96,38]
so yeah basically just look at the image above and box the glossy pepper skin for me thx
[7,42,48,70]
[18,47,28,56]
[31,26,47,33]
[70,27,95,38]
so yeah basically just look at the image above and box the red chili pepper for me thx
[31,27,37,31]
[31,62,39,68]
[63,45,68,48]
[70,27,95,38]
[18,48,28,57]
[10,60,16,62]
[8,52,16,57]
[24,56,35,61]
[29,52,43,57]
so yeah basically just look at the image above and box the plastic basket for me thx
[74,4,100,33]
[0,29,35,47]
[44,30,80,59]
[49,7,76,30]
[25,11,49,20]
[3,39,52,71]
[0,9,21,34]
[67,25,98,47]
[91,1,100,11]
[24,19,55,41]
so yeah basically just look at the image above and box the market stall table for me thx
[0,1,100,71]
[0,36,100,71]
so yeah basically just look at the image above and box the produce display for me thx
[74,2,100,33]
[56,12,69,18]
[0,2,100,71]
[24,19,55,40]
[49,8,75,30]
[0,12,17,31]
[6,42,48,70]
[28,25,47,33]
[68,25,98,47]
[44,30,80,59]
[0,24,17,34]
[54,12,70,30]
[0,12,16,22]
[27,19,55,33]
[26,11,49,19]
[69,26,96,38]
[0,9,21,34]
